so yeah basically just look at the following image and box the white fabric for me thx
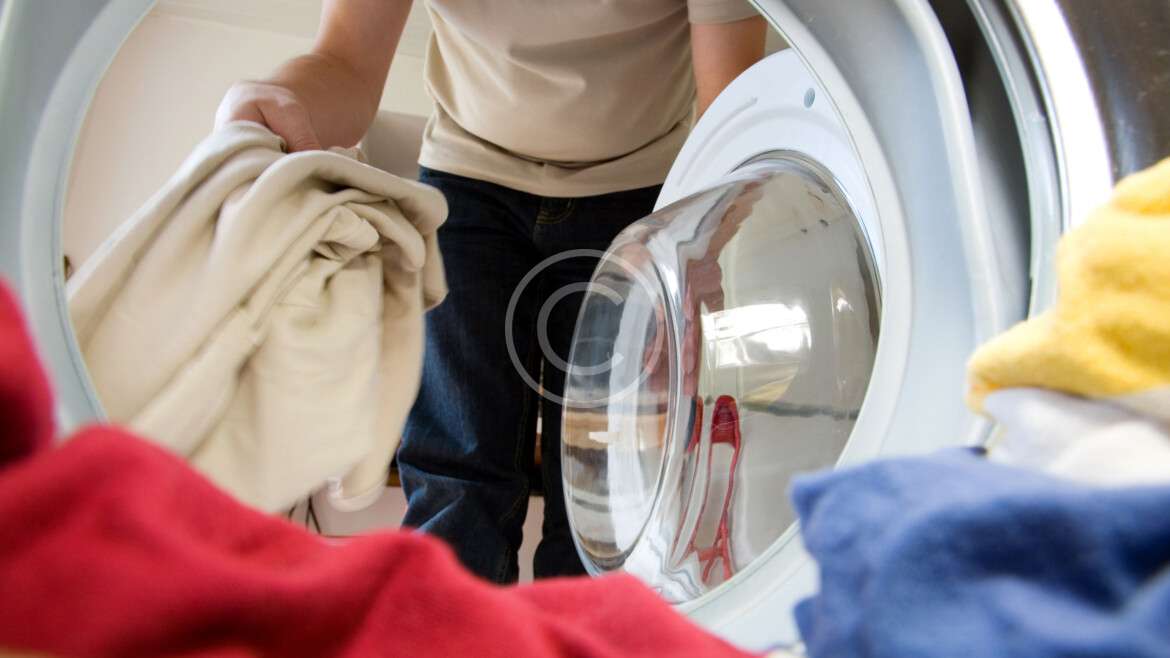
[984,388,1170,487]
[68,121,447,512]
[1112,387,1170,423]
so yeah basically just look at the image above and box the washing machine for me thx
[1,0,1168,652]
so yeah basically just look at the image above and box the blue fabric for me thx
[399,167,660,583]
[791,449,1170,658]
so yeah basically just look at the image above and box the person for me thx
[216,0,766,584]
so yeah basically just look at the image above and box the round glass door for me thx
[562,153,881,602]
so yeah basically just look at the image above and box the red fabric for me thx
[0,280,757,658]
[0,282,54,468]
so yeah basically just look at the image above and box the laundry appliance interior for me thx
[2,0,1168,651]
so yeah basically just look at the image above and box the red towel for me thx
[0,281,54,467]
[0,280,757,658]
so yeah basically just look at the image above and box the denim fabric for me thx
[399,167,661,583]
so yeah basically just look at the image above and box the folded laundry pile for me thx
[792,157,1170,658]
[0,280,758,658]
[68,122,447,512]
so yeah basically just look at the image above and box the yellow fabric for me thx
[968,157,1170,411]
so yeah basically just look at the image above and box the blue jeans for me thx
[399,167,661,583]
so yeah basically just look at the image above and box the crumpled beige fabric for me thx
[67,121,447,513]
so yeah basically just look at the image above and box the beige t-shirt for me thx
[418,0,758,197]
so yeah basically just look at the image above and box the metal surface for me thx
[1005,0,1115,228]
[958,0,1170,306]
[1053,0,1170,179]
[564,157,880,602]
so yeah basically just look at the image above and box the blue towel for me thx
[791,449,1170,658]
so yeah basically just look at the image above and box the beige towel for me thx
[68,121,447,512]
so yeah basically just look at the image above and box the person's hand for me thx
[214,81,323,152]
[212,1,412,152]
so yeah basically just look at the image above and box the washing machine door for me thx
[563,149,882,601]
[560,0,1170,650]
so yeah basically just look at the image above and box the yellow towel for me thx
[967,157,1170,421]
